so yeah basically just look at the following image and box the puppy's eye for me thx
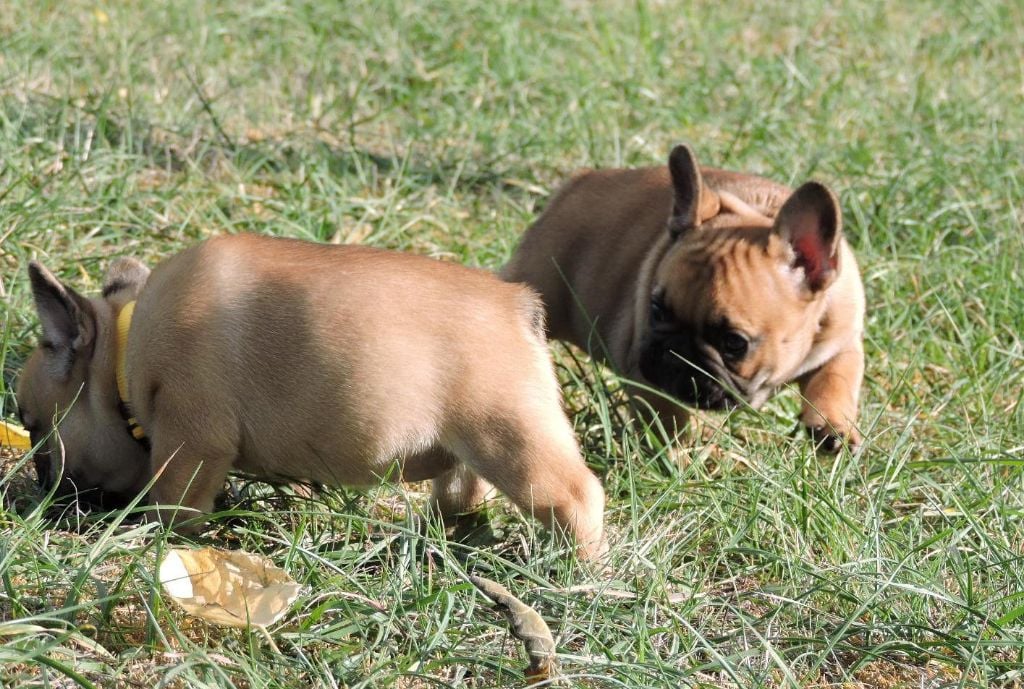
[720,330,749,359]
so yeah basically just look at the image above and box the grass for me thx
[1,0,1023,686]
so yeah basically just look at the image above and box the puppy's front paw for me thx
[805,422,861,454]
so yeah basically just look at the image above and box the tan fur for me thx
[502,146,865,450]
[17,234,606,559]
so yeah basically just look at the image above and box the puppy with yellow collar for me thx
[16,233,607,559]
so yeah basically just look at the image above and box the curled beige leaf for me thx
[470,575,556,683]
[158,547,302,628]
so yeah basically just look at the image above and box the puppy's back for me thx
[143,233,538,337]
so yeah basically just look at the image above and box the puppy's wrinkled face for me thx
[14,260,151,509]
[640,228,829,410]
[640,146,843,411]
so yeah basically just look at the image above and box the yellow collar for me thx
[115,301,148,445]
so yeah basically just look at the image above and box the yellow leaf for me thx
[158,547,302,628]
[0,421,31,450]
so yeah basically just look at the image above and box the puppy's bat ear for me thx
[773,181,843,293]
[667,145,718,238]
[28,261,96,380]
[102,257,150,303]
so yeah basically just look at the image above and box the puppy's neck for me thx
[625,229,678,371]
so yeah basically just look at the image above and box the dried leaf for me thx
[470,575,556,683]
[158,547,302,628]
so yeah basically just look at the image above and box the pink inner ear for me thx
[794,234,835,290]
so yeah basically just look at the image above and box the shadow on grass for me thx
[1,92,535,194]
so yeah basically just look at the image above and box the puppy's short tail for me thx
[515,286,548,344]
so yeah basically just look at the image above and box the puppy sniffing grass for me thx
[503,145,865,452]
[15,233,607,560]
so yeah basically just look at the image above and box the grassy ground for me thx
[1,0,1023,686]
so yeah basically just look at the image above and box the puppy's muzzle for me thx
[638,333,740,410]
[33,447,134,512]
